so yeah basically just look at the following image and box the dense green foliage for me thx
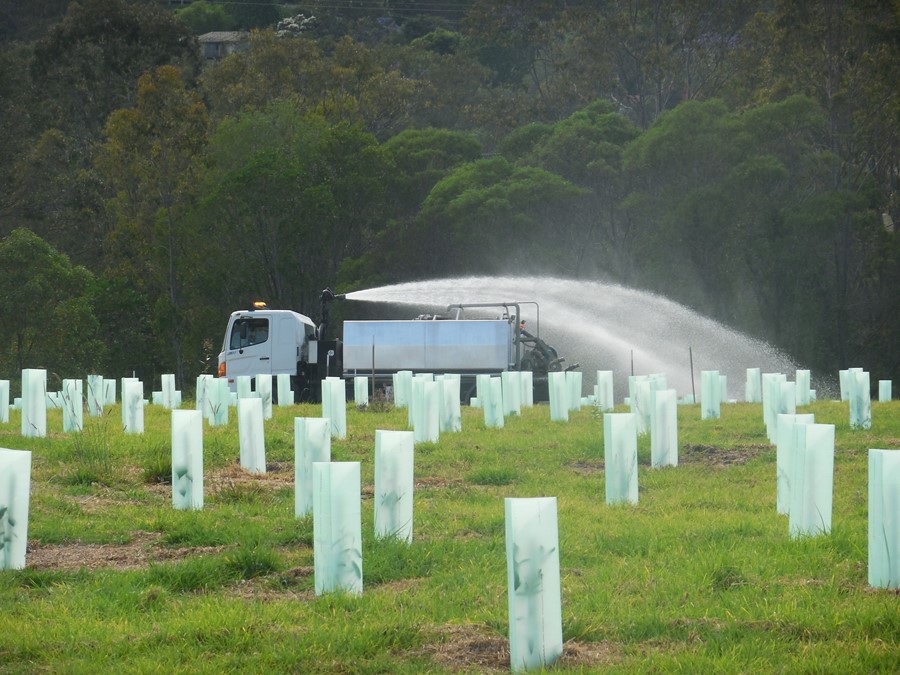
[0,399,898,671]
[0,0,897,389]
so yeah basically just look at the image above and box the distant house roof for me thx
[198,31,249,44]
[198,31,249,60]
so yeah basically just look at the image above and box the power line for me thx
[211,0,472,12]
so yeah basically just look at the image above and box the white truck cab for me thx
[217,302,317,395]
[216,292,570,404]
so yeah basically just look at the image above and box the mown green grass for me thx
[0,397,898,673]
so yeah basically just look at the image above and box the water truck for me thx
[216,289,575,402]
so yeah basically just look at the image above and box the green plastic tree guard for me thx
[651,373,668,391]
[407,375,423,427]
[521,371,534,408]
[632,377,652,434]
[789,423,835,538]
[488,377,506,429]
[392,370,412,408]
[849,369,872,430]
[21,369,47,438]
[374,429,415,542]
[868,449,900,589]
[413,379,440,443]
[123,379,144,435]
[879,380,892,403]
[0,381,8,424]
[651,389,678,468]
[0,448,32,570]
[87,375,104,417]
[321,377,347,439]
[566,371,583,412]
[408,374,433,427]
[354,376,369,407]
[604,413,638,505]
[195,374,211,419]
[476,378,491,427]
[120,377,136,424]
[595,371,614,412]
[762,373,787,442]
[236,376,253,402]
[294,417,330,518]
[257,374,273,420]
[313,461,362,596]
[277,374,293,407]
[410,377,423,434]
[780,381,797,419]
[502,371,522,416]
[238,397,266,474]
[745,368,762,403]
[208,378,230,426]
[839,369,850,401]
[104,379,116,406]
[61,379,83,433]
[171,410,203,510]
[476,373,491,409]
[161,374,177,409]
[440,376,462,433]
[795,370,811,406]
[505,496,563,673]
[700,370,720,420]
[776,413,815,515]
[548,372,568,422]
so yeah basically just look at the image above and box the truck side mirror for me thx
[239,322,248,345]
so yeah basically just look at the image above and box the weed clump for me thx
[467,467,516,486]
[225,544,281,580]
[142,444,172,484]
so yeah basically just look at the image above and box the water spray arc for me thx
[346,276,800,401]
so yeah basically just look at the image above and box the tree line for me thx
[0,0,897,390]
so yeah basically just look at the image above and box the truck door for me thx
[226,316,272,381]
[271,315,300,374]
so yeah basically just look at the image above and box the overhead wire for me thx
[212,0,473,15]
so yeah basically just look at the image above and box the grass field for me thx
[1,396,898,673]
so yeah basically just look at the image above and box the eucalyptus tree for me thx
[499,100,641,279]
[30,0,200,143]
[191,102,389,317]
[200,31,426,139]
[96,66,210,388]
[173,1,236,34]
[460,0,760,129]
[621,96,850,367]
[7,0,201,272]
[747,0,900,368]
[382,128,483,220]
[0,228,100,377]
[414,156,589,278]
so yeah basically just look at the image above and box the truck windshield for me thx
[230,318,269,349]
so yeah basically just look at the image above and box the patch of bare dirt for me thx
[557,639,625,668]
[680,443,770,467]
[567,461,604,475]
[417,623,508,673]
[26,531,228,571]
[414,476,465,490]
[67,493,145,514]
[227,566,316,602]
[370,577,424,595]
[140,462,295,499]
[416,623,625,672]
